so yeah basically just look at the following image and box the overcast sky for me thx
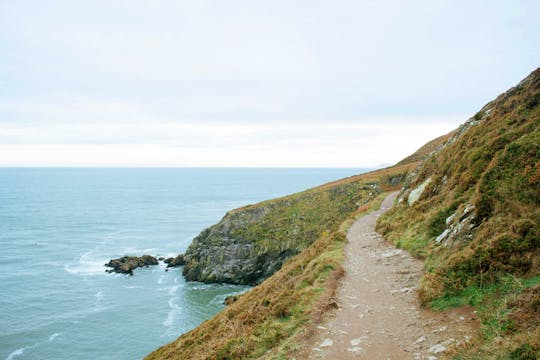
[1,0,538,167]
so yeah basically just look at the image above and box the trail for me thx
[305,192,478,359]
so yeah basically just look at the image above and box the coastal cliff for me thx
[149,69,539,359]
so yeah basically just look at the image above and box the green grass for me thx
[432,275,540,359]
[430,274,528,311]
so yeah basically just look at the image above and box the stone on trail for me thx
[320,338,333,347]
[428,343,447,354]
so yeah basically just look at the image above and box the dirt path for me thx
[305,192,478,360]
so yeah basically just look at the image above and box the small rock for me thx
[414,335,426,344]
[105,255,159,275]
[441,338,455,346]
[390,287,412,294]
[347,347,362,353]
[350,338,363,346]
[428,344,447,354]
[320,338,333,347]
[380,249,403,258]
[164,254,185,267]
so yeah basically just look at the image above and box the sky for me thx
[0,0,539,167]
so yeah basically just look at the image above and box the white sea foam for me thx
[64,250,106,276]
[209,294,229,306]
[163,298,180,327]
[168,285,180,296]
[93,291,105,312]
[48,333,60,342]
[6,347,25,360]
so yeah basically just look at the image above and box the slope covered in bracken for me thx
[377,68,540,358]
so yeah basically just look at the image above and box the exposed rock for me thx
[105,255,158,275]
[164,254,185,267]
[320,338,333,347]
[435,204,476,247]
[182,204,300,285]
[350,337,367,346]
[428,343,447,354]
[407,177,432,205]
[414,335,426,345]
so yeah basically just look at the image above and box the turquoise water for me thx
[0,168,367,360]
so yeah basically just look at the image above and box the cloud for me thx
[0,114,460,167]
[0,1,539,166]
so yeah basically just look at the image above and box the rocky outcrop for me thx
[434,204,476,247]
[164,254,185,267]
[181,198,305,285]
[407,177,432,205]
[183,238,297,285]
[181,168,403,285]
[105,255,158,275]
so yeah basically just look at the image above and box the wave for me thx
[6,347,25,360]
[64,245,162,276]
[64,250,106,276]
[163,298,180,327]
[92,291,105,313]
[6,332,61,360]
[122,285,143,289]
[168,285,180,296]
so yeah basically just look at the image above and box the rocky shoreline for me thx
[105,253,185,275]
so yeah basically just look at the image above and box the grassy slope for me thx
[146,161,435,359]
[376,68,540,358]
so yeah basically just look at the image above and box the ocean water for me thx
[0,168,367,360]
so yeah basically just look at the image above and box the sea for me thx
[0,168,368,360]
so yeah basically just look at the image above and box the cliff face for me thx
[182,172,411,285]
[183,203,298,284]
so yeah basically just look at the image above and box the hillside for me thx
[377,68,540,358]
[146,159,440,359]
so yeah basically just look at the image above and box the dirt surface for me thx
[304,193,478,359]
